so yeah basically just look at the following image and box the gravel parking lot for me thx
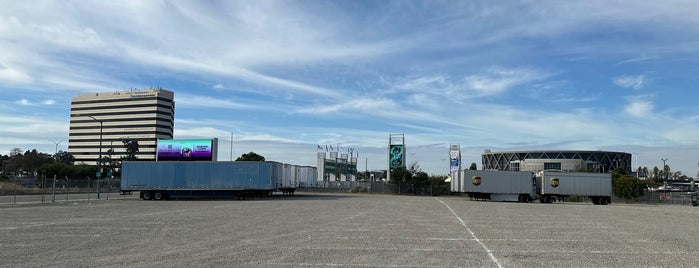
[1,192,698,267]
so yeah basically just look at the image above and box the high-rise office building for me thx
[68,88,175,165]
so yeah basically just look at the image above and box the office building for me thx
[68,88,175,165]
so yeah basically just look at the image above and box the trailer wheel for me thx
[154,191,163,200]
[142,191,152,200]
[591,197,599,205]
[600,197,609,205]
[545,196,554,203]
[521,195,530,203]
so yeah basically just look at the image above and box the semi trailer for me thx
[121,161,315,200]
[455,169,612,205]
[461,170,537,202]
[539,171,612,205]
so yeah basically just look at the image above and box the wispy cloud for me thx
[624,96,654,117]
[614,75,647,90]
[462,67,551,96]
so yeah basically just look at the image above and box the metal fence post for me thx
[41,175,46,203]
[52,174,56,203]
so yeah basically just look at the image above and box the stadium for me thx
[482,150,632,174]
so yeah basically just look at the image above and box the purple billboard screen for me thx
[157,139,213,161]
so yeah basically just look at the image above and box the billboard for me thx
[389,145,405,169]
[157,139,217,161]
[450,145,460,172]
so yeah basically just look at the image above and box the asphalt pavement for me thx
[1,192,698,267]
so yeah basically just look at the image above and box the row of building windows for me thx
[71,96,174,105]
[70,110,174,117]
[71,103,173,111]
[69,131,172,137]
[69,124,173,131]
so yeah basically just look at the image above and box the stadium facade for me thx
[68,88,175,165]
[482,150,632,174]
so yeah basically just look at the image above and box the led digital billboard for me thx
[389,145,405,169]
[157,139,215,161]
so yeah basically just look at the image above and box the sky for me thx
[1,1,698,177]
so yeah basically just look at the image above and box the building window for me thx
[544,162,561,170]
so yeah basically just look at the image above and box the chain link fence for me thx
[298,181,452,196]
[0,175,132,205]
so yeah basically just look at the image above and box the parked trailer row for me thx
[454,170,612,205]
[277,164,317,195]
[121,161,317,200]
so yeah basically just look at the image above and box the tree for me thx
[469,163,477,170]
[611,167,645,200]
[652,166,660,181]
[389,166,412,184]
[22,149,53,175]
[54,150,75,165]
[121,139,139,161]
[236,152,265,161]
[613,175,646,200]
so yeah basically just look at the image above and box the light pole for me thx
[50,140,64,162]
[661,158,668,200]
[84,115,103,199]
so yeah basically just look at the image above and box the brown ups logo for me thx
[550,177,560,188]
[472,176,482,186]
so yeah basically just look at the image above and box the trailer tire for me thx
[154,191,163,200]
[142,191,152,200]
[600,197,609,205]
[545,196,554,203]
[521,195,530,203]
[591,197,599,205]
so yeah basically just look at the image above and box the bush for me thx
[350,185,367,193]
[567,195,582,202]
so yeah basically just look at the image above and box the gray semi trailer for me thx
[455,169,612,205]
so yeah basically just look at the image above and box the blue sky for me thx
[1,1,698,176]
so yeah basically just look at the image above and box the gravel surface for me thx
[1,192,698,267]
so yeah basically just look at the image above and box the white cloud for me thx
[464,68,551,96]
[0,64,32,83]
[174,94,277,111]
[296,98,397,114]
[42,99,56,105]
[212,84,224,89]
[16,99,30,106]
[625,96,654,117]
[614,75,646,90]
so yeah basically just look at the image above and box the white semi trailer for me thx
[538,171,612,205]
[455,169,612,205]
[461,170,538,202]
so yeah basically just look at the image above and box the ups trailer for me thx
[121,161,283,200]
[460,170,538,202]
[538,171,612,205]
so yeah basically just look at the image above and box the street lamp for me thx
[81,114,103,199]
[50,140,64,162]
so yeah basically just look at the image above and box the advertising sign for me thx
[449,145,460,172]
[389,145,405,169]
[450,159,460,172]
[157,139,214,161]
